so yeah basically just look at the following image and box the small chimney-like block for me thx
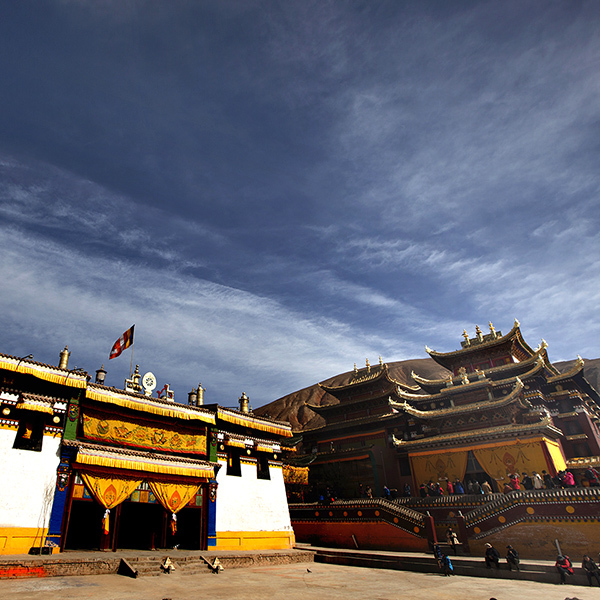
[59,346,71,370]
[239,392,250,413]
[95,365,107,385]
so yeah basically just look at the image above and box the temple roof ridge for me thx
[390,414,561,448]
[319,362,419,393]
[397,357,549,403]
[425,320,539,366]
[389,377,526,419]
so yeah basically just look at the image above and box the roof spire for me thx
[366,358,371,373]
[475,325,483,342]
[489,321,496,338]
[462,329,470,346]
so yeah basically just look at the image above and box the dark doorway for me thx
[175,506,204,550]
[64,499,105,550]
[116,502,165,550]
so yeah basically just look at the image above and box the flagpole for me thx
[129,343,134,377]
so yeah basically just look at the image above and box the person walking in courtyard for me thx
[506,545,520,571]
[582,554,600,586]
[484,543,500,569]
[445,527,459,555]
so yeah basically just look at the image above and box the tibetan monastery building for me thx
[298,320,600,498]
[0,349,295,555]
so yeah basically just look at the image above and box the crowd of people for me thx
[418,465,600,498]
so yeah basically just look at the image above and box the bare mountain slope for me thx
[255,357,600,433]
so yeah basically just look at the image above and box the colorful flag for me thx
[109,325,135,359]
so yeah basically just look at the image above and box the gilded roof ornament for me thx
[514,318,520,328]
[366,358,371,373]
[379,355,383,368]
[425,345,433,353]
[488,322,496,338]
[462,330,470,346]
[458,366,469,385]
[475,325,484,342]
[353,363,358,375]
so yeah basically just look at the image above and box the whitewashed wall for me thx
[215,458,293,533]
[0,428,60,530]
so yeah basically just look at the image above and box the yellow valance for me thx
[283,465,309,485]
[0,357,87,389]
[80,473,142,510]
[82,411,207,454]
[16,400,54,415]
[75,447,215,479]
[217,409,292,437]
[149,481,200,514]
[86,385,215,424]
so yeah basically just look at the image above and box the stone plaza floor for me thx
[0,562,597,600]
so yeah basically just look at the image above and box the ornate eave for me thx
[547,356,585,383]
[87,383,216,424]
[301,411,401,436]
[413,341,555,392]
[319,363,419,394]
[398,357,550,404]
[425,320,544,370]
[389,378,526,420]
[0,354,88,389]
[391,416,562,450]
[215,406,293,438]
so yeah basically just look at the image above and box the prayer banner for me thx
[82,410,207,454]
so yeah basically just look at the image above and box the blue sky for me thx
[1,1,600,407]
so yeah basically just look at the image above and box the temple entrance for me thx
[64,499,106,550]
[175,505,204,550]
[116,501,165,550]
[464,451,497,492]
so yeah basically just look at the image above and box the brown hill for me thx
[255,357,600,433]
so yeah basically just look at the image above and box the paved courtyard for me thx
[0,562,596,600]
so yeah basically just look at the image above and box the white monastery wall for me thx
[215,458,292,533]
[0,427,61,529]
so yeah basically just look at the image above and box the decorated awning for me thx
[86,384,216,424]
[16,398,54,415]
[217,407,292,437]
[70,442,217,479]
[0,355,87,389]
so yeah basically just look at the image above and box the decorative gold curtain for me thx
[472,438,553,485]
[410,450,469,487]
[148,481,201,534]
[80,472,142,534]
[543,438,567,473]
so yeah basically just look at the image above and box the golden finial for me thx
[366,358,371,373]
[462,330,470,346]
[489,321,496,338]
[475,325,483,342]
[353,363,358,374]
[514,318,520,328]
[379,355,383,367]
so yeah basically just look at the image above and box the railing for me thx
[290,497,425,526]
[464,487,600,526]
